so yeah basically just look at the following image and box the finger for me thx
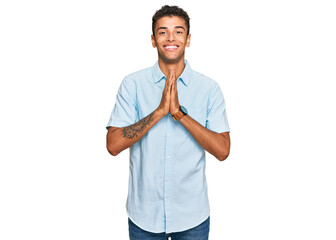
[164,80,169,93]
[169,72,175,91]
[171,75,176,92]
[165,75,170,87]
[166,76,171,88]
[170,77,174,92]
[166,77,172,94]
[168,74,174,88]
[164,76,172,94]
[170,69,176,81]
[168,82,173,94]
[166,79,173,93]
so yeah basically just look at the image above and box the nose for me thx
[167,32,174,42]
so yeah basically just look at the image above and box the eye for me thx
[159,31,166,35]
[177,31,183,34]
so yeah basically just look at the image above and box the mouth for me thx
[163,45,179,51]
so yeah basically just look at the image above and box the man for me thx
[106,5,230,240]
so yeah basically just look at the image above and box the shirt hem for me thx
[166,212,210,234]
[126,212,165,234]
[126,210,210,234]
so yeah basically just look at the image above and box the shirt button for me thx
[167,156,171,159]
[166,178,169,181]
[168,134,171,137]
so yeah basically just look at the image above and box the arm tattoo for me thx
[121,112,154,139]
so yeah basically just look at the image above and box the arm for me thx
[169,71,230,161]
[179,116,230,161]
[106,110,165,156]
[106,70,174,156]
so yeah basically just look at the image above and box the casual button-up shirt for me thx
[106,60,230,233]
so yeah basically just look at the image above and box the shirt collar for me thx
[152,60,192,87]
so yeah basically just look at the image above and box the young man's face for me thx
[151,16,191,64]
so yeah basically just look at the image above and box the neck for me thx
[158,57,186,78]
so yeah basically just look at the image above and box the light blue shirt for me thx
[106,60,230,233]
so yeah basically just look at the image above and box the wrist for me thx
[171,105,188,121]
[155,108,166,119]
[170,105,180,116]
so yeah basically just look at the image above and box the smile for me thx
[163,45,179,51]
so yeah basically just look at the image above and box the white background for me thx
[1,0,335,239]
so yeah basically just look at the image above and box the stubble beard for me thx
[158,49,185,64]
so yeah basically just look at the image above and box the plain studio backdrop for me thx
[0,0,335,239]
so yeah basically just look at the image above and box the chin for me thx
[159,53,184,64]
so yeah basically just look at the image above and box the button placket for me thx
[164,114,175,231]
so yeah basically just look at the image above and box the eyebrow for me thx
[156,26,186,32]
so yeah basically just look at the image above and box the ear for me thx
[186,34,191,47]
[151,35,157,48]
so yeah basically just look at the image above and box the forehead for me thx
[155,16,187,29]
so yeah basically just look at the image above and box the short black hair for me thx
[152,5,190,36]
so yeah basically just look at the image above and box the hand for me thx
[169,69,180,115]
[156,69,173,116]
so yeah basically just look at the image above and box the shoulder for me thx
[191,69,219,90]
[123,66,153,84]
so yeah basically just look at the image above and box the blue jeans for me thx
[128,217,210,240]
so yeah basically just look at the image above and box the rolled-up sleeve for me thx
[106,77,137,129]
[206,82,230,133]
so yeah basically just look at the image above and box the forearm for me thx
[179,115,230,161]
[106,109,164,156]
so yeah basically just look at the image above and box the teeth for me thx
[165,46,177,49]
